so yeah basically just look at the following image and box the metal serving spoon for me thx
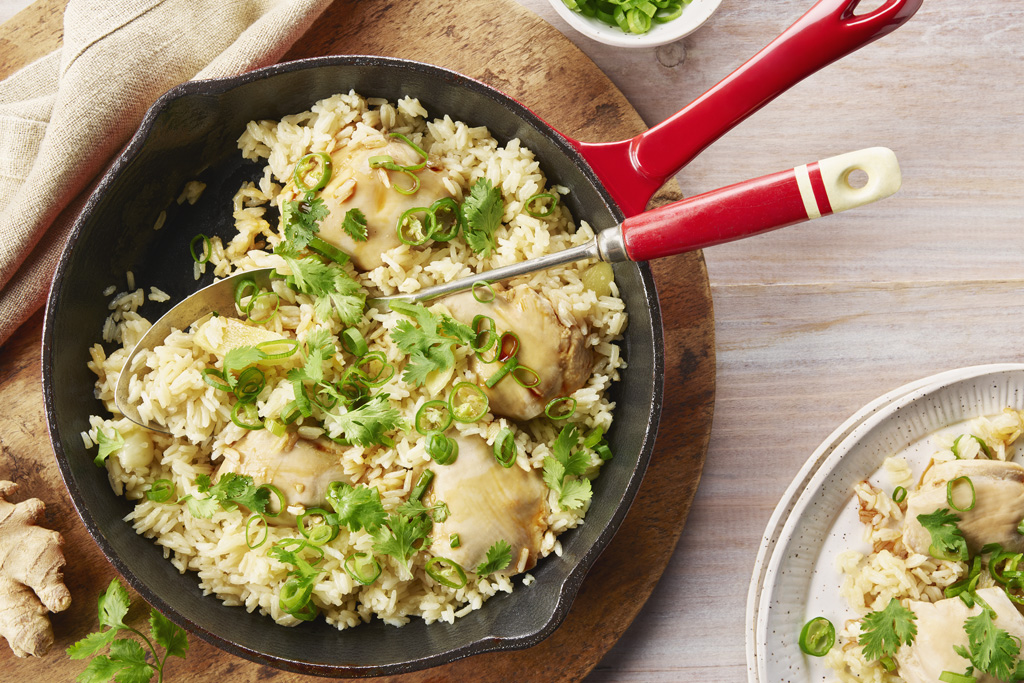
[114,147,901,431]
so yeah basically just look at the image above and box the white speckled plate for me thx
[745,364,1024,683]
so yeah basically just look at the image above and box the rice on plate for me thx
[83,91,626,629]
[819,408,1024,682]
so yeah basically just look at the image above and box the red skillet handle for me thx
[575,0,923,218]
[620,148,901,261]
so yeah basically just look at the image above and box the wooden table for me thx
[2,0,1022,681]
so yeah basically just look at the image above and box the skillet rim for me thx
[42,54,665,676]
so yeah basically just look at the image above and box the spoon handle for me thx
[620,147,901,262]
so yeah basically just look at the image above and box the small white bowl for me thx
[547,0,722,48]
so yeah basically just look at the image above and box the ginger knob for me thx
[0,480,71,657]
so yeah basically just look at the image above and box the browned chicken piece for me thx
[286,139,454,271]
[217,430,351,526]
[903,459,1024,556]
[427,432,547,576]
[442,285,592,421]
[896,587,1024,683]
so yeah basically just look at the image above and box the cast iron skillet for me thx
[42,0,922,676]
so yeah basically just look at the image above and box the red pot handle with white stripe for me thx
[618,148,901,262]
[573,0,923,217]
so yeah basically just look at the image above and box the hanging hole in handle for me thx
[851,0,888,16]
[844,168,870,189]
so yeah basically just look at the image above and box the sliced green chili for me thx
[308,236,350,264]
[396,207,432,245]
[798,616,835,657]
[297,508,339,545]
[409,469,435,504]
[426,556,467,589]
[344,552,382,585]
[341,328,368,357]
[429,197,461,241]
[449,382,488,423]
[938,672,977,683]
[230,401,264,430]
[415,400,453,435]
[293,152,333,192]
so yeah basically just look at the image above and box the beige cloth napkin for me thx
[0,0,332,347]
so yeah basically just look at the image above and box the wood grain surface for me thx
[0,1,714,681]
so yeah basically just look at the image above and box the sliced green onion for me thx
[946,476,976,512]
[409,469,435,503]
[939,672,977,683]
[245,513,268,549]
[234,367,265,403]
[341,328,368,357]
[485,357,518,388]
[297,508,339,545]
[145,479,175,503]
[368,154,394,168]
[472,281,496,303]
[202,368,232,392]
[230,401,264,430]
[234,277,258,312]
[265,418,287,437]
[354,351,395,387]
[428,197,461,241]
[545,396,577,420]
[311,383,339,411]
[594,441,613,461]
[990,551,1024,586]
[512,364,541,389]
[426,556,467,589]
[190,233,211,264]
[426,432,459,465]
[415,400,453,435]
[293,152,333,192]
[879,656,896,672]
[449,533,461,549]
[396,206,432,245]
[387,166,420,195]
[892,486,907,503]
[449,382,489,423]
[255,338,300,361]
[308,235,350,264]
[798,616,835,657]
[344,552,382,585]
[952,433,994,459]
[493,428,517,468]
[498,332,520,362]
[389,132,429,171]
[583,427,604,450]
[246,291,279,324]
[1018,518,1024,536]
[524,192,558,218]
[471,315,496,354]
[258,484,285,518]
[279,575,316,617]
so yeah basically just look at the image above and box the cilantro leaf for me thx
[94,428,125,467]
[541,456,566,493]
[341,208,368,242]
[149,610,188,660]
[221,345,264,388]
[917,508,969,562]
[475,540,512,576]
[389,301,474,386]
[460,178,503,255]
[958,608,1021,680]
[558,477,593,511]
[67,631,120,661]
[281,194,329,250]
[373,513,432,579]
[542,424,594,512]
[858,597,918,661]
[324,394,404,447]
[105,639,153,683]
[276,249,365,325]
[75,655,124,683]
[183,472,269,518]
[98,579,131,630]
[325,482,387,533]
[267,540,323,620]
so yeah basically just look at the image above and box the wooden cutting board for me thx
[0,1,715,680]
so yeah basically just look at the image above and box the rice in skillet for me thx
[84,91,627,628]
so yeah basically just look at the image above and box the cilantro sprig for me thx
[372,513,433,579]
[475,540,512,576]
[275,244,365,325]
[541,424,594,511]
[281,194,329,250]
[460,178,503,255]
[954,608,1024,680]
[388,300,475,386]
[67,579,188,683]
[917,508,969,562]
[858,597,917,662]
[180,472,270,519]
[341,208,368,242]
[325,481,387,533]
[324,394,404,447]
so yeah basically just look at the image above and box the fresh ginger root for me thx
[0,480,71,657]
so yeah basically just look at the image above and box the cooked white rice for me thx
[87,92,626,629]
[827,408,1024,681]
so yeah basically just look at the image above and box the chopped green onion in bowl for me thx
[548,0,720,48]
